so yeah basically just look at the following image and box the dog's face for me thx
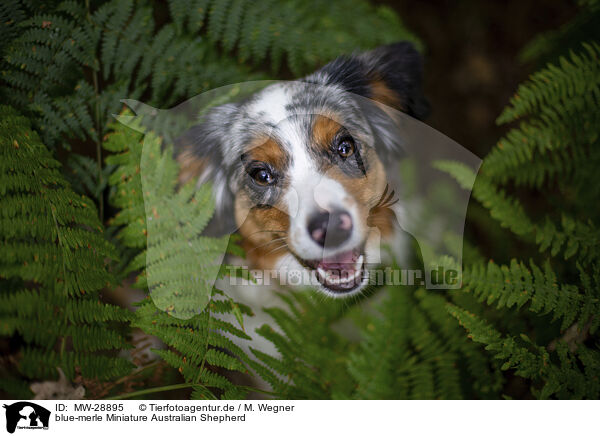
[232,87,391,296]
[177,42,428,296]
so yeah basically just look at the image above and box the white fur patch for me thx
[248,85,292,125]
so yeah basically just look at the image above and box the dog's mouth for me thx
[294,244,366,293]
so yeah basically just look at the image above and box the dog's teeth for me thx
[316,254,364,288]
[317,267,328,280]
[355,255,364,271]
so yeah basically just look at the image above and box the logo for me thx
[3,402,50,434]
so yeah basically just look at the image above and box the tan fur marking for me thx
[246,137,287,170]
[235,195,290,270]
[367,200,397,236]
[370,79,404,111]
[313,113,397,237]
[324,150,396,237]
[312,115,341,152]
[231,136,289,270]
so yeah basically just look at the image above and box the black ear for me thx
[175,103,238,235]
[309,42,430,120]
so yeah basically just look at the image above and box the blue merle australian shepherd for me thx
[176,42,429,301]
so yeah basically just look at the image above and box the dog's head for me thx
[177,42,428,296]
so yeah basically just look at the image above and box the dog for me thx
[176,42,429,304]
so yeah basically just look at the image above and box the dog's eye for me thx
[251,168,276,186]
[337,137,355,158]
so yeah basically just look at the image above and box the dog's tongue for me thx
[318,249,357,270]
[315,248,364,292]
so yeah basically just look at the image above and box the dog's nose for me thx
[307,210,353,247]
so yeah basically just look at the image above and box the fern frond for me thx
[133,295,255,398]
[436,160,600,265]
[498,43,600,124]
[536,216,600,264]
[20,349,134,381]
[249,292,356,399]
[348,287,465,400]
[0,106,133,387]
[0,106,116,293]
[103,116,259,399]
[419,289,504,398]
[448,305,600,399]
[477,43,600,189]
[252,286,468,400]
[65,154,112,202]
[462,259,597,331]
[435,161,534,238]
[165,0,419,75]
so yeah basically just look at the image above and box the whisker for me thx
[246,237,288,253]
[244,229,289,238]
[380,184,389,203]
[262,242,290,257]
[369,183,400,210]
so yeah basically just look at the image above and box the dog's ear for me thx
[311,42,429,120]
[175,103,238,234]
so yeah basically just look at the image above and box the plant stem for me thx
[86,0,104,220]
[106,383,277,400]
[110,361,162,388]
[107,383,196,400]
